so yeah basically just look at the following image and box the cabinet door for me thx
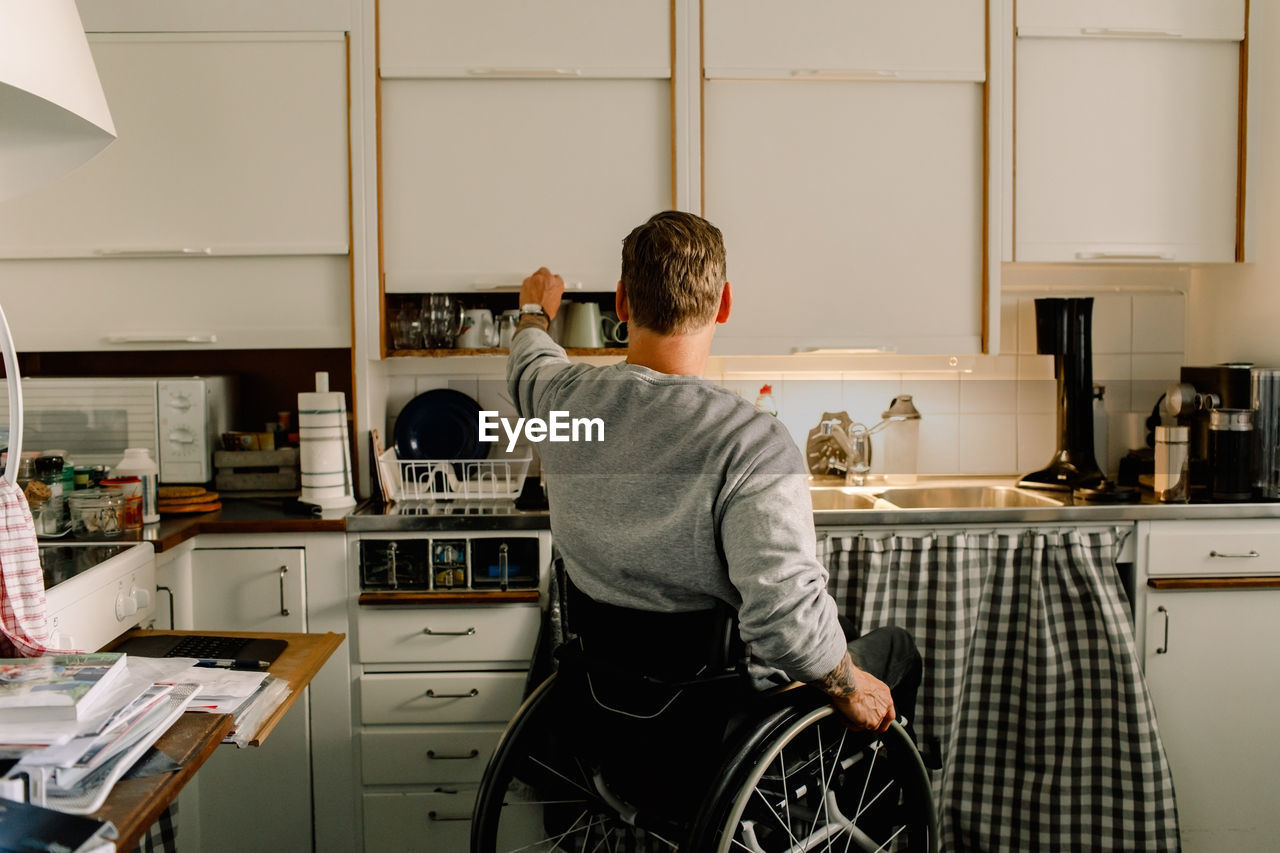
[190,547,311,853]
[704,80,984,355]
[1015,37,1240,263]
[704,0,984,80]
[380,79,671,293]
[1144,587,1280,852]
[1017,0,1245,39]
[379,0,669,77]
[0,34,349,259]
[76,0,351,32]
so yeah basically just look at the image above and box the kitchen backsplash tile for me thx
[381,286,1186,480]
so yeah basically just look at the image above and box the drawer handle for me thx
[423,626,476,636]
[427,811,470,822]
[427,749,480,760]
[424,688,479,699]
[1209,550,1260,559]
[1155,606,1169,655]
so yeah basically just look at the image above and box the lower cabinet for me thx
[355,602,542,851]
[156,533,357,853]
[1138,520,1280,853]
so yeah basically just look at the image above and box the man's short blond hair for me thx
[621,211,727,336]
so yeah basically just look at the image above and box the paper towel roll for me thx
[298,387,355,509]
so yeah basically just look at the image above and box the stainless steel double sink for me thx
[809,480,1066,512]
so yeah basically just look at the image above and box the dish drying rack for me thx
[378,449,531,502]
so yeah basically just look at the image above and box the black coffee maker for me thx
[1019,298,1105,492]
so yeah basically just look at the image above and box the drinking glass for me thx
[423,294,464,348]
[390,302,424,350]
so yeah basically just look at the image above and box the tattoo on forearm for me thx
[817,652,858,697]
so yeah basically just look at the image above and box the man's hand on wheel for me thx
[815,651,896,733]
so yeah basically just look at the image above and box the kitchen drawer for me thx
[362,786,544,852]
[360,725,503,785]
[360,672,526,725]
[357,604,541,664]
[1146,521,1280,577]
[362,788,475,852]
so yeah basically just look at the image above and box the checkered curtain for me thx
[823,528,1180,852]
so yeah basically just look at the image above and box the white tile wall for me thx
[381,286,1188,480]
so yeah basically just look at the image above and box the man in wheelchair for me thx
[474,212,932,852]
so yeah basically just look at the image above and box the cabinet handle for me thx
[278,566,290,617]
[1209,549,1260,559]
[1074,251,1175,261]
[1080,27,1184,39]
[105,334,218,345]
[466,67,582,77]
[423,626,476,636]
[94,247,215,257]
[1155,606,1169,655]
[427,749,480,760]
[156,585,175,630]
[789,69,900,80]
[428,811,470,822]
[424,688,479,699]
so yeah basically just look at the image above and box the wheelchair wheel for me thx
[690,705,938,853]
[471,673,685,852]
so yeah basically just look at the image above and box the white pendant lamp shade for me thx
[0,0,116,203]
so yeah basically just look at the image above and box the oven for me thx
[39,541,157,652]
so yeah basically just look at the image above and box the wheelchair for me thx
[471,579,938,852]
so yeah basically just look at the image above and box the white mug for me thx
[456,308,496,348]
[497,309,521,349]
[563,302,604,349]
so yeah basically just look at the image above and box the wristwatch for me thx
[520,303,549,319]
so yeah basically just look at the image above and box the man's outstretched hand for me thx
[520,267,566,319]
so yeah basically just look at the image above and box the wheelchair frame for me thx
[471,668,939,852]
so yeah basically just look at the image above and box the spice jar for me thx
[1154,426,1190,503]
[100,476,143,531]
[34,455,68,535]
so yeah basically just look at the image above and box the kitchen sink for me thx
[809,489,882,511]
[876,485,1065,509]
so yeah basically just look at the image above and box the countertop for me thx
[76,480,1280,545]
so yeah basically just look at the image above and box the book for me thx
[0,654,128,723]
[0,796,117,852]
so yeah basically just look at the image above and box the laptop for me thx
[113,634,287,670]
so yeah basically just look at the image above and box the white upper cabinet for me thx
[0,34,349,259]
[380,80,671,294]
[378,0,670,77]
[703,0,985,80]
[705,80,984,355]
[1017,0,1245,39]
[1015,38,1240,263]
[377,2,673,295]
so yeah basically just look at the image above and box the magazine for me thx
[0,654,128,723]
[0,796,117,852]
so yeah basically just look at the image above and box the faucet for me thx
[820,420,872,486]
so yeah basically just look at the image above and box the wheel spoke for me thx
[530,755,597,800]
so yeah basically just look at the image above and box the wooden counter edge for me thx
[93,712,234,852]
[106,630,346,746]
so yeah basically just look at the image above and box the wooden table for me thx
[94,630,344,850]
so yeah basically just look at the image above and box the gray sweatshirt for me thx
[507,328,847,683]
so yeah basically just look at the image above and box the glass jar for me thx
[67,489,126,540]
[1209,409,1255,502]
[34,455,68,535]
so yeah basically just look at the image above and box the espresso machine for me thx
[1019,297,1106,493]
[1162,363,1255,499]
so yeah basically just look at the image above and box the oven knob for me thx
[134,588,153,609]
[115,592,139,620]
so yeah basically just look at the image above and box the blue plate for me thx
[393,389,487,461]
